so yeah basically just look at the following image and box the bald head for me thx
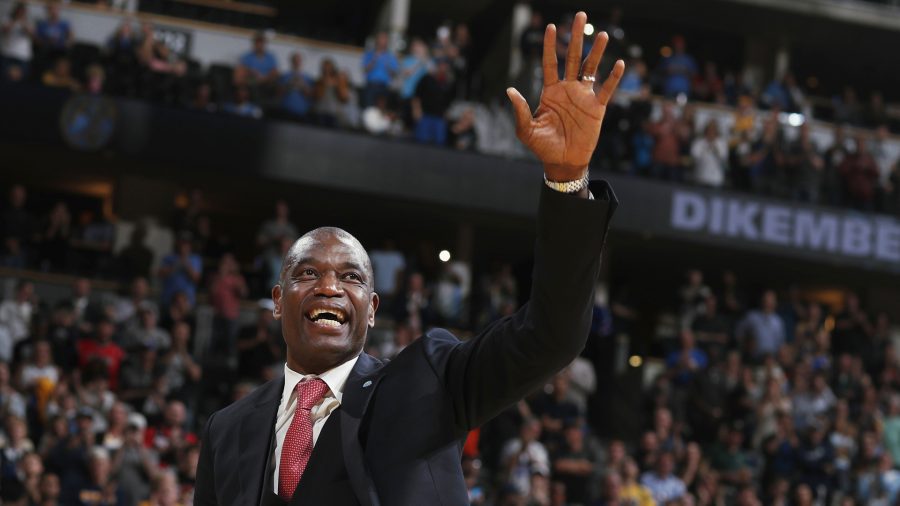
[273,226,379,374]
[280,227,374,290]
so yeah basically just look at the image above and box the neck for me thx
[288,352,358,376]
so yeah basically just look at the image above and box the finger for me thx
[581,31,609,83]
[565,11,587,81]
[596,59,625,106]
[542,24,558,86]
[506,87,533,139]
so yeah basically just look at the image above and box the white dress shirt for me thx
[272,356,358,493]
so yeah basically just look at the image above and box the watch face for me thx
[59,95,118,151]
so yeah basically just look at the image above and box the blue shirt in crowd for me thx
[240,51,278,77]
[736,310,786,357]
[363,50,398,85]
[280,71,315,116]
[660,52,697,97]
[36,19,70,49]
[399,55,429,99]
[160,253,202,306]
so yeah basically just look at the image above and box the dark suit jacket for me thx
[195,182,617,505]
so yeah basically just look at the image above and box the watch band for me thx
[544,174,590,194]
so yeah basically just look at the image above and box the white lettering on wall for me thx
[668,190,900,267]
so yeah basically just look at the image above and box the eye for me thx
[297,267,318,279]
[343,272,362,282]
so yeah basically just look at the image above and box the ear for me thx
[368,292,380,328]
[272,284,283,320]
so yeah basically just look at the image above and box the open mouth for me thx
[305,307,348,328]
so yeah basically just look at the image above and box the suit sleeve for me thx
[439,181,617,433]
[194,411,218,505]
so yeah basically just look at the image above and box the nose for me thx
[314,271,343,297]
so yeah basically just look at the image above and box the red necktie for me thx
[279,378,329,499]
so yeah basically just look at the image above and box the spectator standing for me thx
[0,279,34,363]
[397,38,431,103]
[693,61,724,103]
[0,3,33,82]
[362,32,398,107]
[106,21,138,95]
[649,103,687,181]
[412,58,455,145]
[237,301,282,381]
[691,121,728,187]
[823,126,849,206]
[116,225,154,283]
[658,35,697,98]
[678,269,712,329]
[666,330,708,387]
[368,240,406,306]
[831,292,872,357]
[312,58,351,127]
[735,290,785,360]
[208,253,247,360]
[279,52,314,120]
[235,32,279,97]
[839,134,880,211]
[158,234,202,307]
[37,201,72,272]
[871,125,895,208]
[34,2,71,56]
[785,122,824,203]
[160,321,201,403]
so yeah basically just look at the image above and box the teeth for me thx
[315,318,341,328]
[307,308,346,323]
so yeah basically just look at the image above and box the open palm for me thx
[508,12,624,183]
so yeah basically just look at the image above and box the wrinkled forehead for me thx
[286,232,372,277]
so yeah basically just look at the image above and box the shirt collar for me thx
[282,355,359,405]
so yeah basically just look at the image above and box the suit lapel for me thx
[238,377,283,505]
[340,353,384,506]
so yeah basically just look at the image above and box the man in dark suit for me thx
[195,11,624,505]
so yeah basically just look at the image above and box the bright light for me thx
[629,355,643,368]
[787,113,805,127]
[439,250,451,262]
[584,23,595,36]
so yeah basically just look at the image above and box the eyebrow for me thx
[291,258,368,280]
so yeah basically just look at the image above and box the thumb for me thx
[506,87,532,138]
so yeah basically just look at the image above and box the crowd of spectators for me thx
[3,6,900,503]
[3,175,900,505]
[2,3,900,214]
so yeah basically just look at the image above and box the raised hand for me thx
[507,12,625,183]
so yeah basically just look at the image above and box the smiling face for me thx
[273,228,379,375]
